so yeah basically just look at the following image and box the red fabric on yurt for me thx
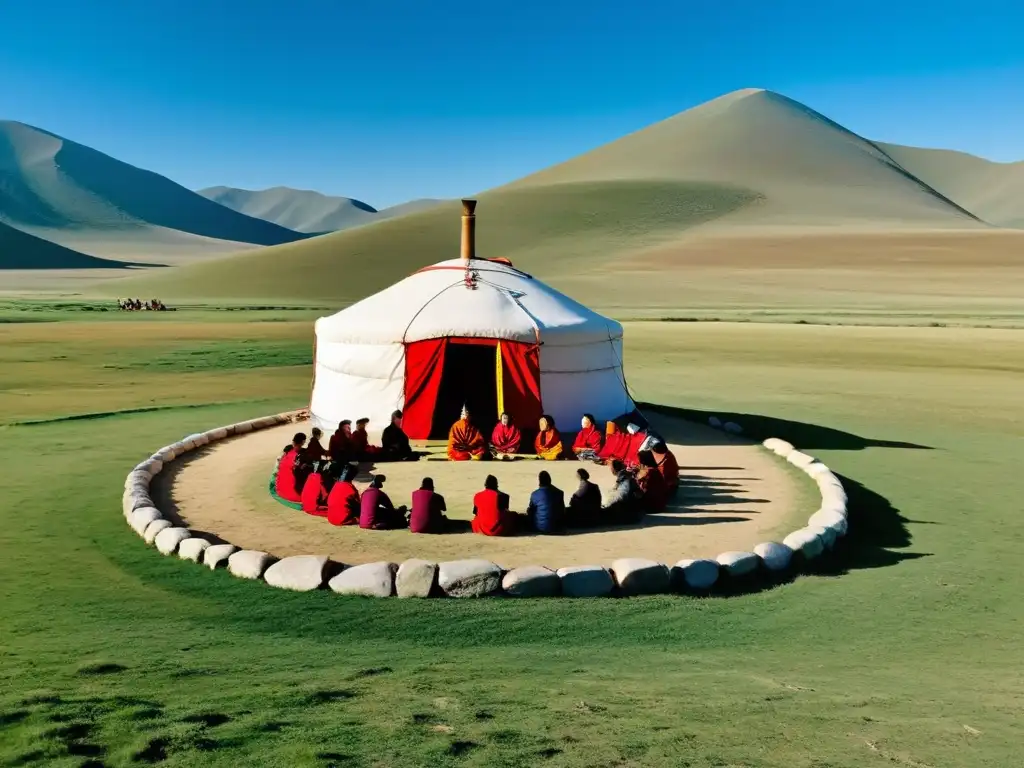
[403,338,448,439]
[500,341,542,430]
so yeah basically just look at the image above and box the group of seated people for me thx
[274,424,680,536]
[447,406,662,469]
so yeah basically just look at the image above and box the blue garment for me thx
[527,485,565,534]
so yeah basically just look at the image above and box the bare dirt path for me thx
[154,414,806,568]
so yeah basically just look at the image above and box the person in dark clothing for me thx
[304,427,327,461]
[601,459,643,525]
[410,477,449,533]
[359,474,408,530]
[329,420,353,462]
[380,409,417,461]
[636,450,668,512]
[566,467,602,528]
[527,470,565,533]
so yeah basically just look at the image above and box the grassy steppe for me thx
[1,314,1022,766]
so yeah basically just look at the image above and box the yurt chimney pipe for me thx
[460,199,477,262]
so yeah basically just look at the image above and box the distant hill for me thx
[875,143,1024,229]
[0,120,307,263]
[375,198,446,219]
[198,186,377,233]
[0,220,132,269]
[112,88,994,302]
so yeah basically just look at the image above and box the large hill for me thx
[198,186,378,233]
[874,143,1024,229]
[111,88,994,303]
[0,219,132,269]
[0,120,307,264]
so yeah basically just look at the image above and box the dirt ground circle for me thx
[153,414,806,569]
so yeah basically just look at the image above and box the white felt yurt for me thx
[309,201,635,440]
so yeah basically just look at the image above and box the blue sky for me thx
[2,0,1022,208]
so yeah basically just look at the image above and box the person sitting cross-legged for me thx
[527,470,565,534]
[326,463,360,526]
[448,405,487,461]
[571,413,603,461]
[651,441,679,496]
[409,477,449,534]
[274,432,306,503]
[636,450,668,513]
[300,460,330,516]
[329,420,353,462]
[359,474,408,530]
[565,467,602,528]
[304,427,327,461]
[471,475,520,536]
[534,414,563,461]
[380,409,417,461]
[490,411,522,459]
[350,418,380,461]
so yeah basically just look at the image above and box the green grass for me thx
[1,317,1022,766]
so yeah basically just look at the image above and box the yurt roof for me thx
[315,258,623,347]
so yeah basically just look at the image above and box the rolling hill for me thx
[875,143,1024,229]
[198,186,378,233]
[0,120,308,264]
[109,88,996,303]
[0,220,134,269]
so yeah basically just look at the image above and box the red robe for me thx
[304,437,326,461]
[350,428,378,457]
[623,432,647,466]
[638,466,668,512]
[534,428,563,460]
[328,431,351,460]
[300,472,328,516]
[275,448,301,503]
[490,423,522,454]
[471,488,516,536]
[326,481,360,526]
[655,449,680,491]
[598,426,629,462]
[572,426,603,455]
[448,419,486,460]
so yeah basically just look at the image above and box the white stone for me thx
[438,559,502,598]
[329,561,397,597]
[264,555,328,591]
[753,542,794,571]
[180,438,196,451]
[170,440,189,455]
[125,470,149,490]
[129,507,162,536]
[708,416,722,428]
[208,427,228,441]
[136,458,163,477]
[809,509,848,537]
[723,421,743,434]
[233,421,253,435]
[783,529,825,560]
[155,527,191,555]
[143,519,173,544]
[768,439,795,457]
[228,550,274,579]
[762,438,786,453]
[611,558,671,596]
[672,559,720,591]
[556,565,615,597]
[806,462,833,478]
[786,451,816,468]
[128,491,153,514]
[716,551,760,577]
[223,424,237,436]
[502,565,561,597]
[808,524,838,551]
[178,538,211,562]
[154,446,177,463]
[204,543,237,569]
[395,559,437,598]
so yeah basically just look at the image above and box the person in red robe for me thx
[534,415,563,460]
[471,475,520,536]
[326,464,360,526]
[571,413,603,461]
[350,418,380,460]
[651,441,679,494]
[448,406,487,461]
[300,461,329,516]
[636,451,668,512]
[597,421,629,464]
[274,433,306,503]
[490,411,521,459]
[329,420,353,461]
[623,423,648,467]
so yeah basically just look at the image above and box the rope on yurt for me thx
[398,279,465,343]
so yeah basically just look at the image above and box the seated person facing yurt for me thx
[350,418,379,461]
[326,463,361,526]
[635,451,668,513]
[566,467,602,527]
[534,414,563,460]
[410,477,449,534]
[571,413,603,461]
[275,433,306,503]
[526,470,565,534]
[359,474,408,530]
[304,427,327,461]
[300,460,331,516]
[471,475,520,536]
[329,420,353,461]
[601,459,644,525]
[380,409,417,461]
[448,406,487,461]
[490,412,522,459]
